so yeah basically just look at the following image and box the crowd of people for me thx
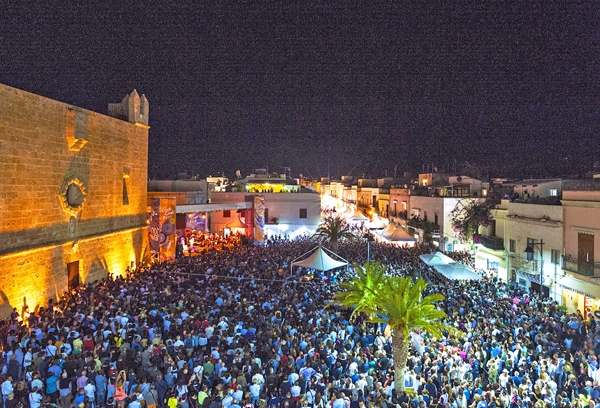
[179,232,243,256]
[0,235,598,408]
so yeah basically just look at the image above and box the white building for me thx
[560,190,600,315]
[513,179,562,201]
[446,176,489,198]
[210,192,321,239]
[407,195,487,250]
[206,176,229,192]
[476,199,564,302]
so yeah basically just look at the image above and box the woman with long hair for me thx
[114,371,128,408]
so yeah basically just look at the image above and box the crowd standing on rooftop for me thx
[1,236,599,408]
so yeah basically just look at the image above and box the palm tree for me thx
[314,216,355,253]
[332,262,448,392]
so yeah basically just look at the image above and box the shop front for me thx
[475,249,506,281]
[559,275,600,316]
[511,268,552,299]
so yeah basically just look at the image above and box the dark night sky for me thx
[1,1,599,179]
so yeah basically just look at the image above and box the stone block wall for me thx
[0,227,148,318]
[0,84,149,317]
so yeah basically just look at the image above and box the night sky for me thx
[2,2,599,180]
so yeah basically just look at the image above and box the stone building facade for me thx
[0,84,149,317]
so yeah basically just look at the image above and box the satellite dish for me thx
[457,176,462,182]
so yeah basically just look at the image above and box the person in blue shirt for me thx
[75,388,86,407]
[96,372,107,407]
[45,373,59,403]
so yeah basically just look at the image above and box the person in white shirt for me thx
[45,340,58,357]
[355,374,368,392]
[249,378,261,404]
[217,318,229,333]
[29,387,42,408]
[1,378,14,406]
[128,399,142,408]
[84,380,96,402]
[306,387,317,406]
[291,382,301,398]
[499,370,510,388]
[23,349,33,370]
[252,372,265,386]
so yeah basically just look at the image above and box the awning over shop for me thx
[558,276,600,299]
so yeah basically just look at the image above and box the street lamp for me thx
[364,232,375,263]
[524,240,544,298]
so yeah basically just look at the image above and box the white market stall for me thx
[366,216,387,230]
[291,245,349,276]
[374,223,416,247]
[420,252,483,281]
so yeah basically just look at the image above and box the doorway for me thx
[530,282,550,299]
[578,233,595,275]
[67,261,80,291]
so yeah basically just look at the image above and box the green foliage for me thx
[332,262,387,318]
[314,216,355,251]
[407,217,439,245]
[449,199,493,245]
[332,262,448,341]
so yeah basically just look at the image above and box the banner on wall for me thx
[159,197,177,262]
[149,199,161,258]
[244,195,254,242]
[186,212,208,232]
[254,196,265,244]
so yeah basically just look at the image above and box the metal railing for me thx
[389,210,408,219]
[510,256,539,273]
[563,254,600,277]
[476,235,504,251]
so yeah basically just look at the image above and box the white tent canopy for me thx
[366,217,387,230]
[420,252,457,266]
[291,246,348,272]
[340,207,354,217]
[434,265,483,281]
[380,223,397,238]
[346,210,369,221]
[385,227,416,242]
[336,205,348,214]
[420,252,483,281]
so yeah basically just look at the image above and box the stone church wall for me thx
[0,84,149,317]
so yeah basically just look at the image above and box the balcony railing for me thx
[563,254,600,277]
[510,256,539,273]
[389,210,408,220]
[474,235,504,251]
